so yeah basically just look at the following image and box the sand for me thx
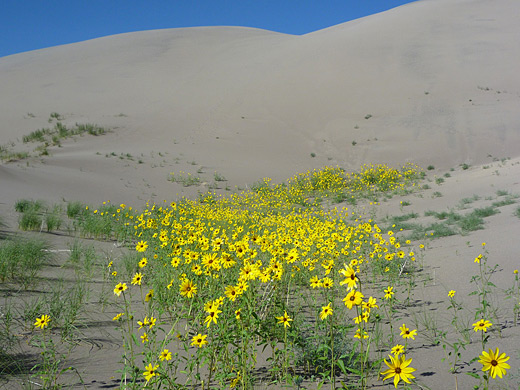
[1,0,520,388]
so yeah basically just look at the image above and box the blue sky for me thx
[1,0,419,58]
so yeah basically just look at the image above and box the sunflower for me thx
[384,286,394,300]
[138,257,148,268]
[339,265,358,290]
[143,363,158,382]
[399,324,417,340]
[225,285,239,302]
[320,303,333,320]
[343,290,364,309]
[479,348,510,379]
[113,282,127,296]
[362,296,378,311]
[34,314,50,329]
[321,277,334,289]
[131,272,143,286]
[159,349,172,361]
[179,279,197,298]
[310,275,322,288]
[276,311,293,328]
[448,290,456,298]
[380,354,416,388]
[391,344,405,357]
[112,312,124,321]
[204,308,222,327]
[191,333,208,348]
[136,240,148,252]
[473,319,492,332]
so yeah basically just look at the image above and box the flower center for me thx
[350,296,355,301]
[491,360,498,366]
[395,368,402,374]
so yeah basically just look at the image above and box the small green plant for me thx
[435,177,445,185]
[49,112,63,121]
[427,165,435,171]
[364,114,372,120]
[461,163,470,170]
[168,172,201,187]
[213,172,227,182]
[458,195,480,208]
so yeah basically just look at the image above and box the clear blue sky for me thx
[1,0,419,58]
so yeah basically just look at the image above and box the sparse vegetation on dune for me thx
[0,164,518,390]
[0,113,109,163]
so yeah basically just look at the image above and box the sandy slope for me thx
[1,0,520,207]
[1,0,520,388]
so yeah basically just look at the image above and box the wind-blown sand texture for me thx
[1,0,520,388]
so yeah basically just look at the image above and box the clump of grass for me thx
[19,208,44,231]
[22,121,108,148]
[515,206,520,218]
[0,237,53,289]
[15,199,44,213]
[214,172,227,182]
[15,199,64,232]
[66,201,84,219]
[44,205,62,232]
[471,207,499,218]
[492,198,516,207]
[458,195,480,209]
[457,213,485,232]
[168,171,201,187]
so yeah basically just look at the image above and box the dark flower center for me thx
[395,368,402,374]
[491,360,498,366]
[350,296,355,301]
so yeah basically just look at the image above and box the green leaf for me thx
[466,372,480,379]
[336,359,347,375]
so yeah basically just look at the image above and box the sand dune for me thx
[1,0,520,206]
[1,1,520,388]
